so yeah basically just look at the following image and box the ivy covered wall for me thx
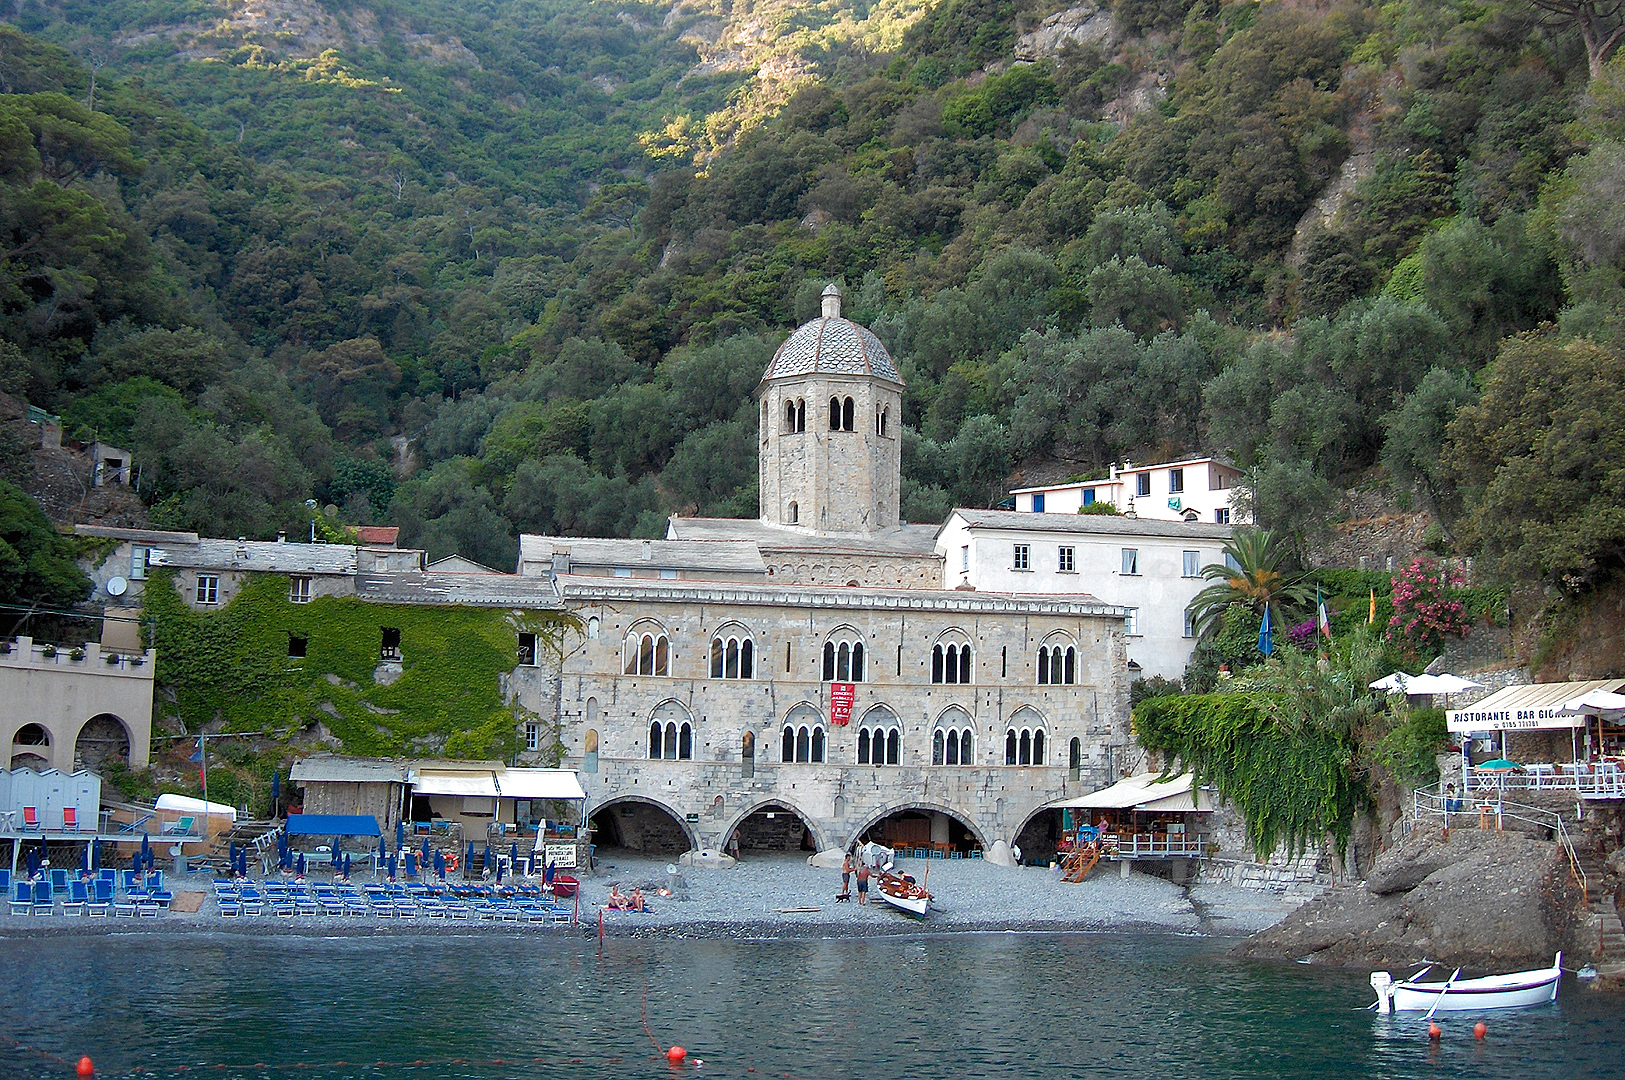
[141,570,574,763]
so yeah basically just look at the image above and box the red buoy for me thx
[1474,1021,1487,1040]
[77,1056,94,1077]
[1428,1022,1442,1040]
[666,1046,687,1063]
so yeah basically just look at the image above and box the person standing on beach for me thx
[855,861,870,905]
[841,852,853,897]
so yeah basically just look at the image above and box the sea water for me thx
[0,931,1617,1079]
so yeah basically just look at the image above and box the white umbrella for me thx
[1407,673,1485,695]
[1559,690,1625,717]
[1370,672,1417,692]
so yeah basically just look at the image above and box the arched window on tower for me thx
[829,397,841,430]
[842,396,854,432]
[796,399,805,432]
[784,400,797,433]
[877,405,889,437]
[787,501,798,524]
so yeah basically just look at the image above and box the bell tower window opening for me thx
[842,396,854,431]
[830,397,841,430]
[787,501,799,525]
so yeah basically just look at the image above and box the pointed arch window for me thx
[931,638,973,684]
[932,708,975,766]
[781,704,825,763]
[709,630,755,679]
[1004,708,1047,766]
[1036,640,1076,685]
[648,703,694,759]
[857,706,900,765]
[624,626,670,676]
[822,633,865,682]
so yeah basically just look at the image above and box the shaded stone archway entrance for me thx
[727,801,819,857]
[854,805,984,857]
[588,797,694,856]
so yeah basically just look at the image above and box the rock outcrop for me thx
[1013,3,1113,62]
[1234,827,1590,970]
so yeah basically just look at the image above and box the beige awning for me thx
[409,770,499,797]
[1446,679,1625,732]
[1047,772,1212,812]
[496,769,585,800]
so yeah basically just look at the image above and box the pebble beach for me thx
[0,853,1305,939]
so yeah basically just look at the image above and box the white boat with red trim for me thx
[1370,953,1561,1013]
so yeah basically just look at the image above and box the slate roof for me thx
[668,517,942,555]
[353,572,563,607]
[762,317,901,384]
[150,538,358,575]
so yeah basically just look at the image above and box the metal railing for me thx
[1414,787,1588,901]
[1463,761,1625,799]
[1105,833,1208,859]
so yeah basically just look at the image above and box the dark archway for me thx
[851,803,985,856]
[725,801,820,857]
[1012,808,1067,867]
[75,713,132,771]
[588,797,695,856]
[11,723,50,770]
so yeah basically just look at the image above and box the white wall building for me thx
[936,510,1234,682]
[1010,458,1248,524]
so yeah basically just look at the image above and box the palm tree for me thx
[1185,527,1315,640]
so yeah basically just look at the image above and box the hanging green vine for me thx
[1133,692,1359,860]
[141,570,575,762]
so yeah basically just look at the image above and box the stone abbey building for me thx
[511,286,1139,863]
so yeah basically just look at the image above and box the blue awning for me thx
[284,813,381,837]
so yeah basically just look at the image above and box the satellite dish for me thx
[666,863,677,875]
[106,576,128,597]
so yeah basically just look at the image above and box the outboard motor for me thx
[1369,971,1394,1014]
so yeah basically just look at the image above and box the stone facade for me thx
[521,580,1130,859]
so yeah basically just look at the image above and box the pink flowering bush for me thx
[1386,557,1471,661]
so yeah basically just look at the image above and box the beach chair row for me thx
[216,893,576,924]
[10,878,171,917]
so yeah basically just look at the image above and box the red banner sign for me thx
[829,682,856,726]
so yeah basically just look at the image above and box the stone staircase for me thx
[1573,848,1624,975]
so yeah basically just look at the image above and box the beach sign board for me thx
[543,842,577,868]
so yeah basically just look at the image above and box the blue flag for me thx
[188,738,203,764]
[1257,602,1274,656]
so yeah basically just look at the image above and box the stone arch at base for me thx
[588,795,698,855]
[74,713,134,771]
[719,798,826,855]
[846,801,988,853]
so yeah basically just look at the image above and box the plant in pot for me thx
[41,644,56,658]
[69,647,85,661]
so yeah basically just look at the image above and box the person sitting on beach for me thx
[607,884,634,910]
[629,887,646,912]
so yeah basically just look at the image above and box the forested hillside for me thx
[2,0,1622,604]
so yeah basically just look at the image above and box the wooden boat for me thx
[875,871,930,918]
[1370,953,1561,1013]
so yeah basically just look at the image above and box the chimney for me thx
[821,282,843,319]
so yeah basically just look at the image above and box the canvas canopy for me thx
[284,813,381,837]
[155,793,236,821]
[409,771,500,797]
[1047,772,1213,813]
[495,769,586,800]
[1446,679,1625,732]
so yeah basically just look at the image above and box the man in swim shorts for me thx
[855,861,870,905]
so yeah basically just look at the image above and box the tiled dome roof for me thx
[761,284,902,385]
